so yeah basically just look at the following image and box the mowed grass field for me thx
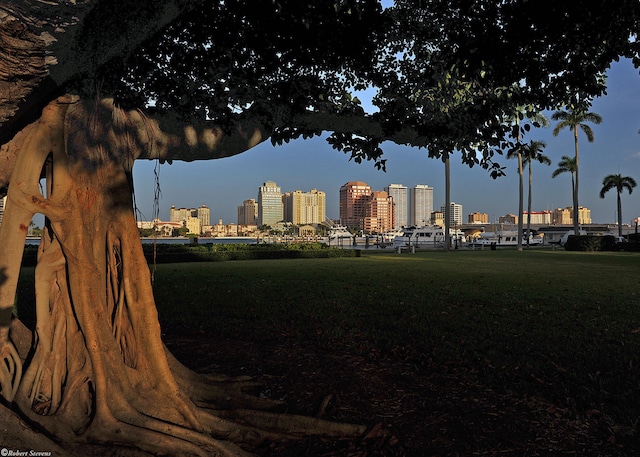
[15,248,640,451]
[148,249,640,426]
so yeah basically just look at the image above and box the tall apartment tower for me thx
[0,196,6,226]
[283,189,326,225]
[410,185,433,226]
[384,184,408,229]
[197,204,210,227]
[364,191,395,234]
[440,202,463,227]
[339,181,372,229]
[258,181,283,226]
[238,199,258,225]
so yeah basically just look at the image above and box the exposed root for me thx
[216,409,367,438]
[0,331,22,402]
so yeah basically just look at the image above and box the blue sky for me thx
[132,58,640,226]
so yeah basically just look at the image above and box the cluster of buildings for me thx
[338,181,463,233]
[467,207,592,226]
[340,181,462,234]
[133,179,596,238]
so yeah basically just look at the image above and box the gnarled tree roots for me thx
[0,97,368,456]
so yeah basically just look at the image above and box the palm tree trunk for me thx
[517,153,523,251]
[573,125,580,233]
[617,192,623,238]
[527,162,533,247]
[444,155,450,251]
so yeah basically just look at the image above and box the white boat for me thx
[381,229,404,243]
[467,230,543,247]
[393,226,447,249]
[327,225,354,240]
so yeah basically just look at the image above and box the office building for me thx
[258,181,283,226]
[339,181,372,229]
[283,189,326,225]
[440,202,463,227]
[238,199,258,226]
[410,185,433,226]
[363,191,395,233]
[384,184,408,229]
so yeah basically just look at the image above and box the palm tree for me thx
[599,174,637,238]
[552,108,602,232]
[521,140,551,246]
[551,155,578,223]
[444,154,451,251]
[506,110,549,251]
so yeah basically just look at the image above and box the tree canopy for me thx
[2,2,640,455]
[1,0,640,191]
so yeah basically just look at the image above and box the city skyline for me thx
[131,58,640,226]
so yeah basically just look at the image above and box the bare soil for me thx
[164,330,637,457]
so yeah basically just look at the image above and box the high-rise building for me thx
[0,196,6,226]
[410,185,433,226]
[552,207,572,225]
[339,181,372,229]
[384,184,408,229]
[363,191,395,233]
[440,202,463,227]
[197,204,210,227]
[258,181,283,226]
[574,206,592,224]
[283,189,326,225]
[238,199,258,225]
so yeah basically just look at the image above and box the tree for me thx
[521,140,551,246]
[505,110,549,251]
[551,108,603,232]
[1,1,640,455]
[599,174,637,238]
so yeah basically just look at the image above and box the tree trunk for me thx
[444,155,450,251]
[0,97,366,456]
[573,125,580,234]
[526,161,533,248]
[617,192,623,238]
[517,152,524,251]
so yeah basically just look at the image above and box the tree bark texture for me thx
[0,97,365,455]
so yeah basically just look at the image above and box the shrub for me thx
[564,235,617,251]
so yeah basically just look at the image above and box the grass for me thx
[148,249,640,427]
[16,249,640,430]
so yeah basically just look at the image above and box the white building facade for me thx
[384,184,408,229]
[410,185,433,227]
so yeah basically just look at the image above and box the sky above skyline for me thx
[131,58,640,226]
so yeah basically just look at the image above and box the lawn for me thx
[16,248,640,455]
